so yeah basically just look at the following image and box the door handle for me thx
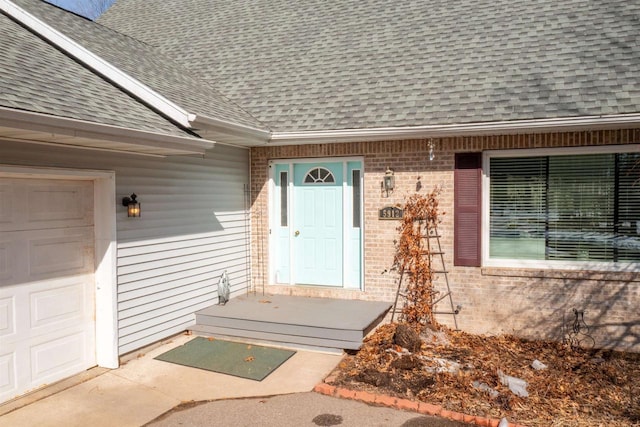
[294,230,300,236]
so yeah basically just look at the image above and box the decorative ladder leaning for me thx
[391,222,460,330]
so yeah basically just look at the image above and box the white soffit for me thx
[0,107,214,156]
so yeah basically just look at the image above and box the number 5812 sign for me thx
[378,206,404,220]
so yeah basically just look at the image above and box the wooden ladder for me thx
[391,223,460,330]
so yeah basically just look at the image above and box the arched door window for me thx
[303,167,335,184]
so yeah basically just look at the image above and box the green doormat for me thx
[154,337,296,381]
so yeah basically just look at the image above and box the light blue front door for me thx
[293,162,343,285]
[270,159,363,288]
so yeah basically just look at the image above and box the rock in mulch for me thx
[421,327,451,347]
[354,366,435,396]
[394,324,422,352]
[419,356,463,374]
[355,368,392,387]
[497,370,529,398]
[390,354,423,370]
[531,359,547,370]
[472,380,499,398]
[403,373,435,392]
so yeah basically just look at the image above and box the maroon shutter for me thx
[454,153,482,266]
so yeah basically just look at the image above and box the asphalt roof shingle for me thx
[0,11,193,138]
[99,0,640,132]
[8,0,267,131]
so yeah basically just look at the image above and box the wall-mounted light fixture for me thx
[428,139,436,161]
[383,167,395,197]
[122,193,141,217]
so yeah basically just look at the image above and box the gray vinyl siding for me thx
[0,140,251,355]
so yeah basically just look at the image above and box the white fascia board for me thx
[269,114,640,145]
[0,0,195,129]
[0,107,214,153]
[191,114,271,144]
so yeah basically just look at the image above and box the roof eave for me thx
[0,107,214,156]
[191,114,271,147]
[269,114,640,145]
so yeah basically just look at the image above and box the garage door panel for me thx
[1,285,29,342]
[0,351,16,396]
[0,184,15,226]
[0,243,8,281]
[0,323,92,392]
[1,345,27,402]
[27,181,93,225]
[31,282,86,330]
[0,179,93,232]
[28,228,94,279]
[0,296,14,338]
[0,228,93,287]
[0,239,21,283]
[1,276,92,342]
[31,331,88,384]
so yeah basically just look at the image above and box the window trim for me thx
[482,144,640,272]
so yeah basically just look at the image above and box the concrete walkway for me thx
[0,333,475,427]
[0,333,342,427]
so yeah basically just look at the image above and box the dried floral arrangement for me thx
[392,186,443,329]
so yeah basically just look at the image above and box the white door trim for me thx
[0,165,118,369]
[342,162,348,287]
[267,157,364,288]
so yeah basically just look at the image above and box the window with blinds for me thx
[489,152,640,263]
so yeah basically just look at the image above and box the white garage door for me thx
[0,178,96,403]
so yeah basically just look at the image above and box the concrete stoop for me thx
[313,382,527,427]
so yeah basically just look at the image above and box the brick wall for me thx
[250,129,640,352]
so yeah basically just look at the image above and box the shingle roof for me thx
[100,0,640,133]
[0,10,192,138]
[8,0,267,132]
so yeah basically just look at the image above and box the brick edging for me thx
[313,382,527,427]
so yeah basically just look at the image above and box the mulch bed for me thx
[328,323,640,426]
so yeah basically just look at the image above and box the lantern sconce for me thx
[122,193,141,217]
[428,138,436,161]
[383,167,395,197]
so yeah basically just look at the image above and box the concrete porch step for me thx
[189,324,363,353]
[191,293,391,351]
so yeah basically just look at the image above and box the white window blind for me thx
[547,154,615,261]
[617,153,640,261]
[490,157,546,259]
[490,152,640,263]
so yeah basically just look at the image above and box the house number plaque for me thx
[379,206,403,220]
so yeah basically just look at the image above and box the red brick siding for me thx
[250,129,640,352]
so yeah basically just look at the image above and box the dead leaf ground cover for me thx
[329,323,640,426]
